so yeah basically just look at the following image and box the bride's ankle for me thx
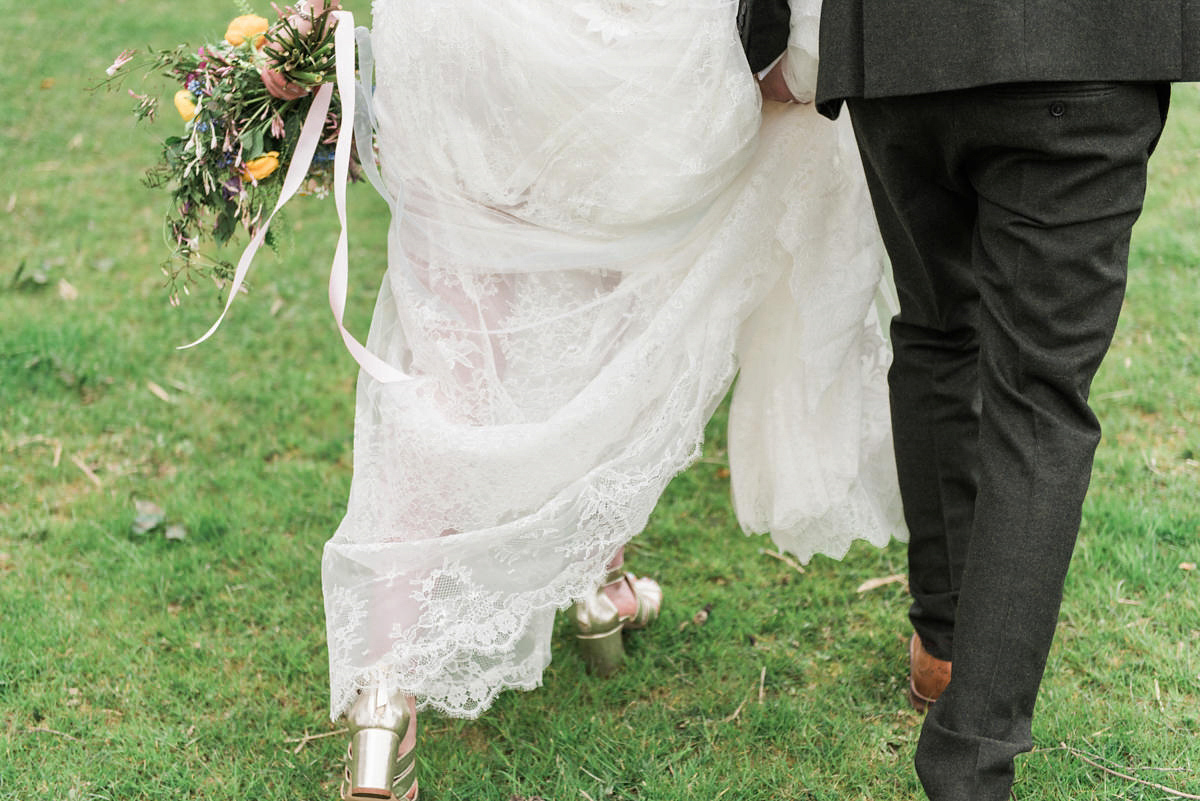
[602,574,639,620]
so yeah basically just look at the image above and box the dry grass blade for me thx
[709,699,746,725]
[855,574,907,593]
[759,548,805,574]
[26,727,79,741]
[70,453,102,488]
[284,727,347,754]
[1059,743,1200,799]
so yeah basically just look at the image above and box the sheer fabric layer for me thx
[324,0,903,720]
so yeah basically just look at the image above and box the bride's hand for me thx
[756,56,800,104]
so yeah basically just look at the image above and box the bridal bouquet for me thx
[105,0,360,303]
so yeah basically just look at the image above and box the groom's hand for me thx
[757,57,800,104]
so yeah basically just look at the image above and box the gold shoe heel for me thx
[572,568,664,676]
[343,685,417,800]
[348,727,401,797]
[572,588,625,677]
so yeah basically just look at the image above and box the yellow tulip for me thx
[242,152,281,182]
[173,89,198,122]
[225,14,269,48]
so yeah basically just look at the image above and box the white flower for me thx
[105,49,136,77]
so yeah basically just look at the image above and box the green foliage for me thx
[1,1,1198,799]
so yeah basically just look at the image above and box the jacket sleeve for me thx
[739,0,792,73]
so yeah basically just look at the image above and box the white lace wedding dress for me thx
[322,0,904,720]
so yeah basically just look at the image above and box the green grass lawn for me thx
[2,2,1198,799]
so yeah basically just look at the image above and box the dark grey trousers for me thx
[847,82,1168,801]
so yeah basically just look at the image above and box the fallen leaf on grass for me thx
[132,501,188,541]
[856,574,907,593]
[132,500,165,534]
[146,380,173,403]
[679,603,713,631]
[11,260,48,289]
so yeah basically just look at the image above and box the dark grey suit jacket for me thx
[744,0,1200,111]
[817,0,1200,106]
[739,0,792,72]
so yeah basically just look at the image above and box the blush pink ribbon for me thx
[180,10,411,385]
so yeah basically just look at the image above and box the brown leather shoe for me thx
[908,633,951,712]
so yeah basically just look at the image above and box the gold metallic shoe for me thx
[572,568,662,677]
[342,684,417,800]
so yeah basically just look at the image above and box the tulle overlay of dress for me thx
[322,0,904,720]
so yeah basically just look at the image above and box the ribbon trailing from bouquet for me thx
[180,10,411,385]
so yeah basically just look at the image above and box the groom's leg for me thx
[850,82,1166,801]
[911,82,1166,801]
[848,95,980,664]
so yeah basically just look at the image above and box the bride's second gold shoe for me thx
[571,569,662,677]
[342,684,417,801]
